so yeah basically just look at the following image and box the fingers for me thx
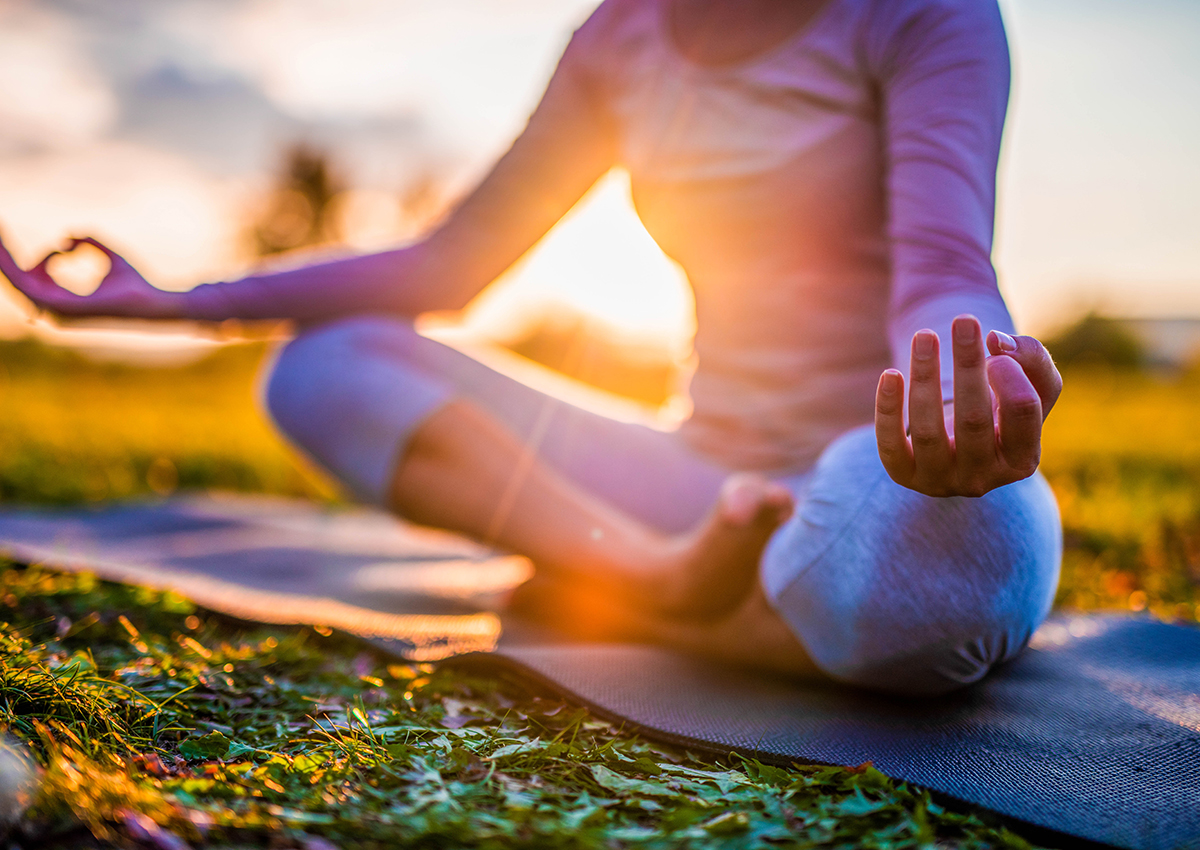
[0,232,132,315]
[69,235,118,258]
[986,354,1042,476]
[68,235,135,284]
[718,475,795,526]
[951,315,997,484]
[987,330,1062,417]
[875,368,914,484]
[886,321,1052,499]
[9,253,62,304]
[907,329,951,480]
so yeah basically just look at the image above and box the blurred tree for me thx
[250,145,343,257]
[1044,313,1145,369]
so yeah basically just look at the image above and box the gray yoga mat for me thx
[0,494,1197,850]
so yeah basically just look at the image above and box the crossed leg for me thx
[267,317,795,623]
[266,318,1061,693]
[389,398,793,619]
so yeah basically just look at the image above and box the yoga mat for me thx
[1,494,1197,850]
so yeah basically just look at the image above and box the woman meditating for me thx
[0,0,1062,696]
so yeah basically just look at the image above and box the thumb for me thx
[987,330,1062,418]
[31,251,61,277]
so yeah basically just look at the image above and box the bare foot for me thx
[646,474,794,620]
[511,573,821,679]
[510,474,793,625]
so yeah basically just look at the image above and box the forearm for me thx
[874,0,1012,401]
[180,241,461,322]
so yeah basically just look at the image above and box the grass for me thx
[1040,366,1200,618]
[1,335,1198,848]
[0,338,326,506]
[1,565,1025,849]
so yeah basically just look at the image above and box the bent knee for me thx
[265,317,416,435]
[791,509,1060,695]
[262,317,450,503]
[805,546,1060,696]
[822,600,1049,697]
[766,425,1062,697]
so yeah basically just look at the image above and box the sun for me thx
[457,170,696,360]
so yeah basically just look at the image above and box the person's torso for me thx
[589,0,893,472]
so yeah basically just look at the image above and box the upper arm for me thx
[872,0,1015,385]
[425,15,620,309]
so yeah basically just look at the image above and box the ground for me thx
[1,336,1198,849]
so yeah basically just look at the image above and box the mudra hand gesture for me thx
[0,233,180,319]
[875,315,1062,498]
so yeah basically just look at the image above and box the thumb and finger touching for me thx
[69,236,132,281]
[985,353,1042,474]
[0,231,141,314]
[987,330,1062,417]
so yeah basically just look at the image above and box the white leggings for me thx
[265,316,1062,696]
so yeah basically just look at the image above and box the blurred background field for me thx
[1,315,1198,624]
[0,335,325,506]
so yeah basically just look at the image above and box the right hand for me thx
[0,232,182,319]
[874,316,1062,498]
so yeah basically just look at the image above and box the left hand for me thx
[874,314,1062,497]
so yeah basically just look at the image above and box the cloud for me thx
[219,0,599,169]
[0,3,117,155]
[113,62,427,184]
[6,0,445,184]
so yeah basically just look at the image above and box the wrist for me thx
[179,282,234,321]
[149,289,191,320]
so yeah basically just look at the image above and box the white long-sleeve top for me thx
[187,0,1016,473]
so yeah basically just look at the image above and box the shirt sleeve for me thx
[183,5,618,322]
[869,0,1015,400]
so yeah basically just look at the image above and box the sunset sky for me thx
[0,0,1197,351]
